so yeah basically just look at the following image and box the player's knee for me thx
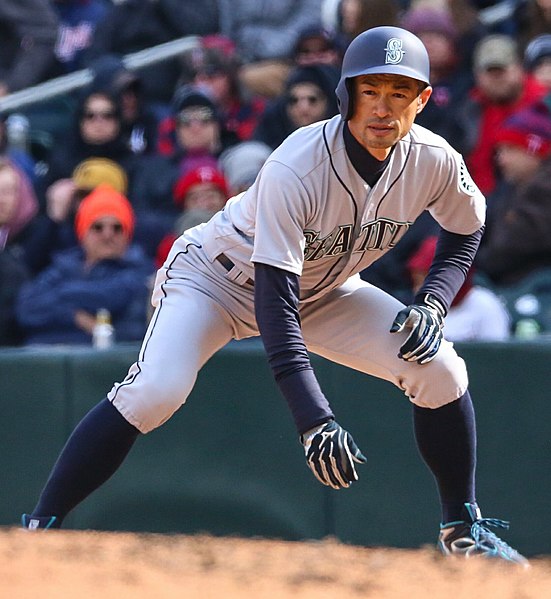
[109,369,195,433]
[403,340,469,409]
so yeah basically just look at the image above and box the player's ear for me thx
[416,85,432,114]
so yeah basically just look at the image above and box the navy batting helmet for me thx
[336,26,431,120]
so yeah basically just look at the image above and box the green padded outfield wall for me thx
[0,340,549,556]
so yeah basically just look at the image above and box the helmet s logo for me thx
[384,38,405,64]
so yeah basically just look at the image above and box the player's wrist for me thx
[414,292,447,318]
[300,417,334,444]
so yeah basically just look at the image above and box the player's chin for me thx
[366,129,398,145]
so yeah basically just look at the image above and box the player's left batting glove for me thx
[389,293,446,365]
[300,420,367,489]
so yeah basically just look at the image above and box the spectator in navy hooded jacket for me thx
[16,184,154,345]
[253,63,340,149]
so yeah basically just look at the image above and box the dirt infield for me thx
[1,528,549,599]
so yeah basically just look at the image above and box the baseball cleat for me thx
[21,513,58,530]
[438,502,529,566]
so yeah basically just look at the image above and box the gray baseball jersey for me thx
[108,115,483,433]
[201,115,485,300]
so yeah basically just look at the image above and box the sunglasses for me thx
[82,110,117,121]
[297,45,332,55]
[287,94,323,106]
[90,222,124,234]
[177,114,215,127]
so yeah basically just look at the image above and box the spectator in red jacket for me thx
[459,34,547,195]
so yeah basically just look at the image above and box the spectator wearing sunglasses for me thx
[16,184,154,346]
[90,54,160,156]
[253,63,340,150]
[38,86,141,210]
[132,86,239,251]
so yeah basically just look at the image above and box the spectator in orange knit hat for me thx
[16,183,154,345]
[75,183,135,243]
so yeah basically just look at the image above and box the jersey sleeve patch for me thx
[459,158,478,196]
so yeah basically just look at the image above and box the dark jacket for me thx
[253,64,340,150]
[0,249,30,346]
[16,244,154,345]
[476,157,551,286]
[0,0,59,92]
[83,0,219,104]
[38,87,141,204]
[52,0,111,74]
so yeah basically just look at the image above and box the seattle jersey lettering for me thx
[304,218,411,261]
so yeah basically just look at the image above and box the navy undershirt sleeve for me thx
[416,227,484,311]
[253,262,334,435]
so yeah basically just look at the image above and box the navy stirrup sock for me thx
[31,398,140,525]
[413,390,477,524]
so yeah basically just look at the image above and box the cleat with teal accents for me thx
[438,502,529,567]
[21,513,58,530]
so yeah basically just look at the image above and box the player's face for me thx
[348,74,432,160]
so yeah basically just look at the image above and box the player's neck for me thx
[343,123,393,187]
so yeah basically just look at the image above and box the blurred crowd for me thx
[2,0,551,347]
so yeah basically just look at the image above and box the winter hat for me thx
[293,24,337,57]
[173,165,228,207]
[181,45,236,79]
[219,141,272,192]
[172,84,218,117]
[285,64,338,95]
[401,7,459,41]
[524,34,551,71]
[72,158,128,194]
[495,102,551,158]
[285,64,340,114]
[473,35,519,71]
[75,183,135,241]
[90,54,141,95]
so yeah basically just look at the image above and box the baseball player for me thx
[22,27,527,565]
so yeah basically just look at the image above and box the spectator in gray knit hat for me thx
[218,140,272,196]
[524,34,551,89]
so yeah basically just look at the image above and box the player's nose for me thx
[372,96,392,117]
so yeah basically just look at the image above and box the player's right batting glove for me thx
[300,420,367,489]
[389,293,446,364]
